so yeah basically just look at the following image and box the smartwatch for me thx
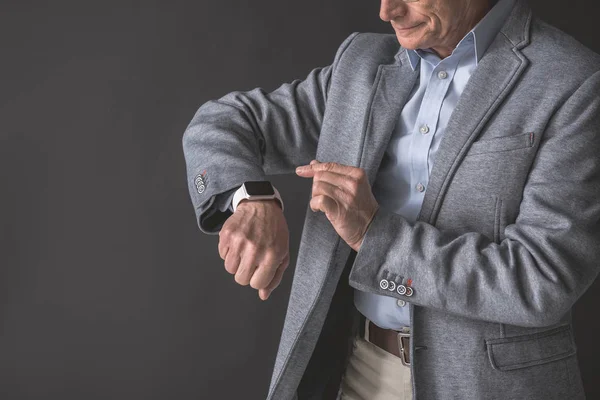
[232,181,284,212]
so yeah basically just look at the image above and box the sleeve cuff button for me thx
[397,284,407,295]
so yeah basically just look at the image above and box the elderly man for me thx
[182,0,600,398]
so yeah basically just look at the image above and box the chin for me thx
[395,36,421,50]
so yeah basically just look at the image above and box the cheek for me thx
[426,12,442,36]
[413,8,438,38]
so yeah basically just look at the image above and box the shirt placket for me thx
[409,53,462,203]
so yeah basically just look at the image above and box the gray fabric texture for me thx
[182,0,600,398]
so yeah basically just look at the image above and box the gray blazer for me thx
[182,0,600,398]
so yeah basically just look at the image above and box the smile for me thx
[394,22,424,31]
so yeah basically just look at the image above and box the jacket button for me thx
[388,281,396,291]
[397,284,407,295]
[405,287,414,297]
[379,279,389,290]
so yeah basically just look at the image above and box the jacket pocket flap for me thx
[467,132,535,156]
[485,325,576,371]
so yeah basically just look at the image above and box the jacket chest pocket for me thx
[465,132,535,157]
[433,131,538,240]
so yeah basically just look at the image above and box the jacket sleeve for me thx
[182,32,360,234]
[349,70,600,328]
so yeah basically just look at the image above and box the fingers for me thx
[218,235,229,261]
[300,169,358,193]
[259,254,290,300]
[318,171,360,193]
[234,247,259,286]
[224,251,240,275]
[310,194,340,220]
[249,252,280,290]
[296,161,364,181]
[217,205,289,300]
[233,245,284,291]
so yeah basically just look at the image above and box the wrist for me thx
[238,198,283,210]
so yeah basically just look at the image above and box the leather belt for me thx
[364,319,411,367]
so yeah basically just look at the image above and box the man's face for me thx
[380,0,487,56]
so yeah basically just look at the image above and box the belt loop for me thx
[364,318,370,342]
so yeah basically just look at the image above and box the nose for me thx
[380,0,408,22]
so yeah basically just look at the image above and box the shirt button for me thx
[438,70,448,79]
[397,299,406,307]
[416,183,425,192]
[419,124,430,134]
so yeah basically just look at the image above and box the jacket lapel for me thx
[268,45,419,400]
[418,0,532,224]
[358,51,420,185]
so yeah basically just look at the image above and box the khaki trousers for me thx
[338,319,413,400]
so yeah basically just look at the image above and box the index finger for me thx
[299,161,361,179]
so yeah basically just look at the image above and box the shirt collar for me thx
[407,0,516,70]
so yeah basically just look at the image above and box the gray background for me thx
[1,1,598,399]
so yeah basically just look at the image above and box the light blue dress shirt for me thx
[215,0,516,330]
[354,0,516,330]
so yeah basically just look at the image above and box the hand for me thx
[296,160,379,252]
[218,199,290,300]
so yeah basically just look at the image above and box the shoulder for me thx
[334,32,402,67]
[526,17,600,79]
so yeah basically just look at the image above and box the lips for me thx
[394,22,423,31]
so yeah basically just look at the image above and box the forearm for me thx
[182,32,360,234]
[349,206,600,327]
[349,70,600,328]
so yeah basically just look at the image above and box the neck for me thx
[430,0,493,59]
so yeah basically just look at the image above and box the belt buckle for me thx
[397,332,410,367]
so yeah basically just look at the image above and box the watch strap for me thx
[231,183,284,213]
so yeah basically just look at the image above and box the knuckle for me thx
[245,241,259,254]
[270,255,282,267]
[229,231,243,244]
[219,227,230,240]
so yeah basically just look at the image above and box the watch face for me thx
[245,181,275,196]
